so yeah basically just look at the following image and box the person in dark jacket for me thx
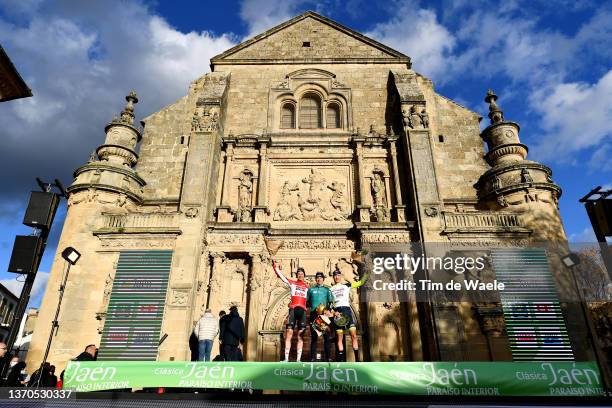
[28,362,52,387]
[49,365,58,387]
[74,344,97,361]
[0,342,12,386]
[219,306,244,361]
[217,310,228,360]
[6,360,26,386]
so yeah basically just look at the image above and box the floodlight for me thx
[61,247,81,265]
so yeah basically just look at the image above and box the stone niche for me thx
[269,163,355,225]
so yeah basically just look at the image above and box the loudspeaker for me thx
[593,200,612,236]
[7,235,42,274]
[22,191,59,229]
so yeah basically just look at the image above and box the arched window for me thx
[326,103,341,129]
[280,103,295,129]
[299,94,321,129]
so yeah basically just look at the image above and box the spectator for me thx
[5,357,26,386]
[0,342,11,386]
[219,306,245,361]
[49,365,58,387]
[74,344,97,361]
[194,308,219,361]
[218,310,227,360]
[28,362,52,387]
[56,370,64,389]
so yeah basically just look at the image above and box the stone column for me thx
[387,137,406,222]
[218,141,235,221]
[207,252,225,311]
[254,137,270,222]
[207,252,225,359]
[246,253,265,361]
[221,143,234,206]
[366,303,381,361]
[353,136,370,222]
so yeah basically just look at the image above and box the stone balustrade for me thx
[97,213,181,234]
[442,211,530,234]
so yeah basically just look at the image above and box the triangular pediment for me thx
[211,11,410,67]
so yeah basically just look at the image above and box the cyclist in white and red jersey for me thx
[272,262,310,362]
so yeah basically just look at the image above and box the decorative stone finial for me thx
[88,150,97,163]
[485,89,504,124]
[120,90,138,125]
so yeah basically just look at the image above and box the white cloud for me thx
[568,227,597,243]
[0,272,50,302]
[240,0,307,39]
[0,0,236,202]
[0,1,237,305]
[366,1,455,80]
[366,1,612,165]
[530,70,612,164]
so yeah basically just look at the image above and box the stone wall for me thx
[223,17,397,61]
[138,96,190,202]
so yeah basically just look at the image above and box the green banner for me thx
[63,361,604,396]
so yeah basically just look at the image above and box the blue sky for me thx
[0,0,610,307]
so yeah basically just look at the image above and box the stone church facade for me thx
[27,12,590,370]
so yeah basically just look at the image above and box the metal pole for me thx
[34,261,71,388]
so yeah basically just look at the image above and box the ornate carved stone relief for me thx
[184,207,199,218]
[206,234,264,247]
[278,239,355,251]
[169,289,190,307]
[270,167,352,222]
[361,232,411,243]
[402,105,429,129]
[191,105,220,132]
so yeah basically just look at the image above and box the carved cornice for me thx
[477,161,555,186]
[479,182,562,202]
[67,183,143,204]
[72,163,146,185]
[391,71,424,102]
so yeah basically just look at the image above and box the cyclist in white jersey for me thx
[330,267,368,361]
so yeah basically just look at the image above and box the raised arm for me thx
[350,270,369,289]
[272,261,290,286]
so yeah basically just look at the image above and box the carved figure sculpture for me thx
[371,173,386,207]
[299,169,326,220]
[322,181,348,221]
[191,111,201,131]
[371,173,390,221]
[273,181,302,221]
[408,105,423,129]
[521,168,533,183]
[209,112,219,131]
[420,108,429,128]
[401,109,410,128]
[237,171,253,222]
